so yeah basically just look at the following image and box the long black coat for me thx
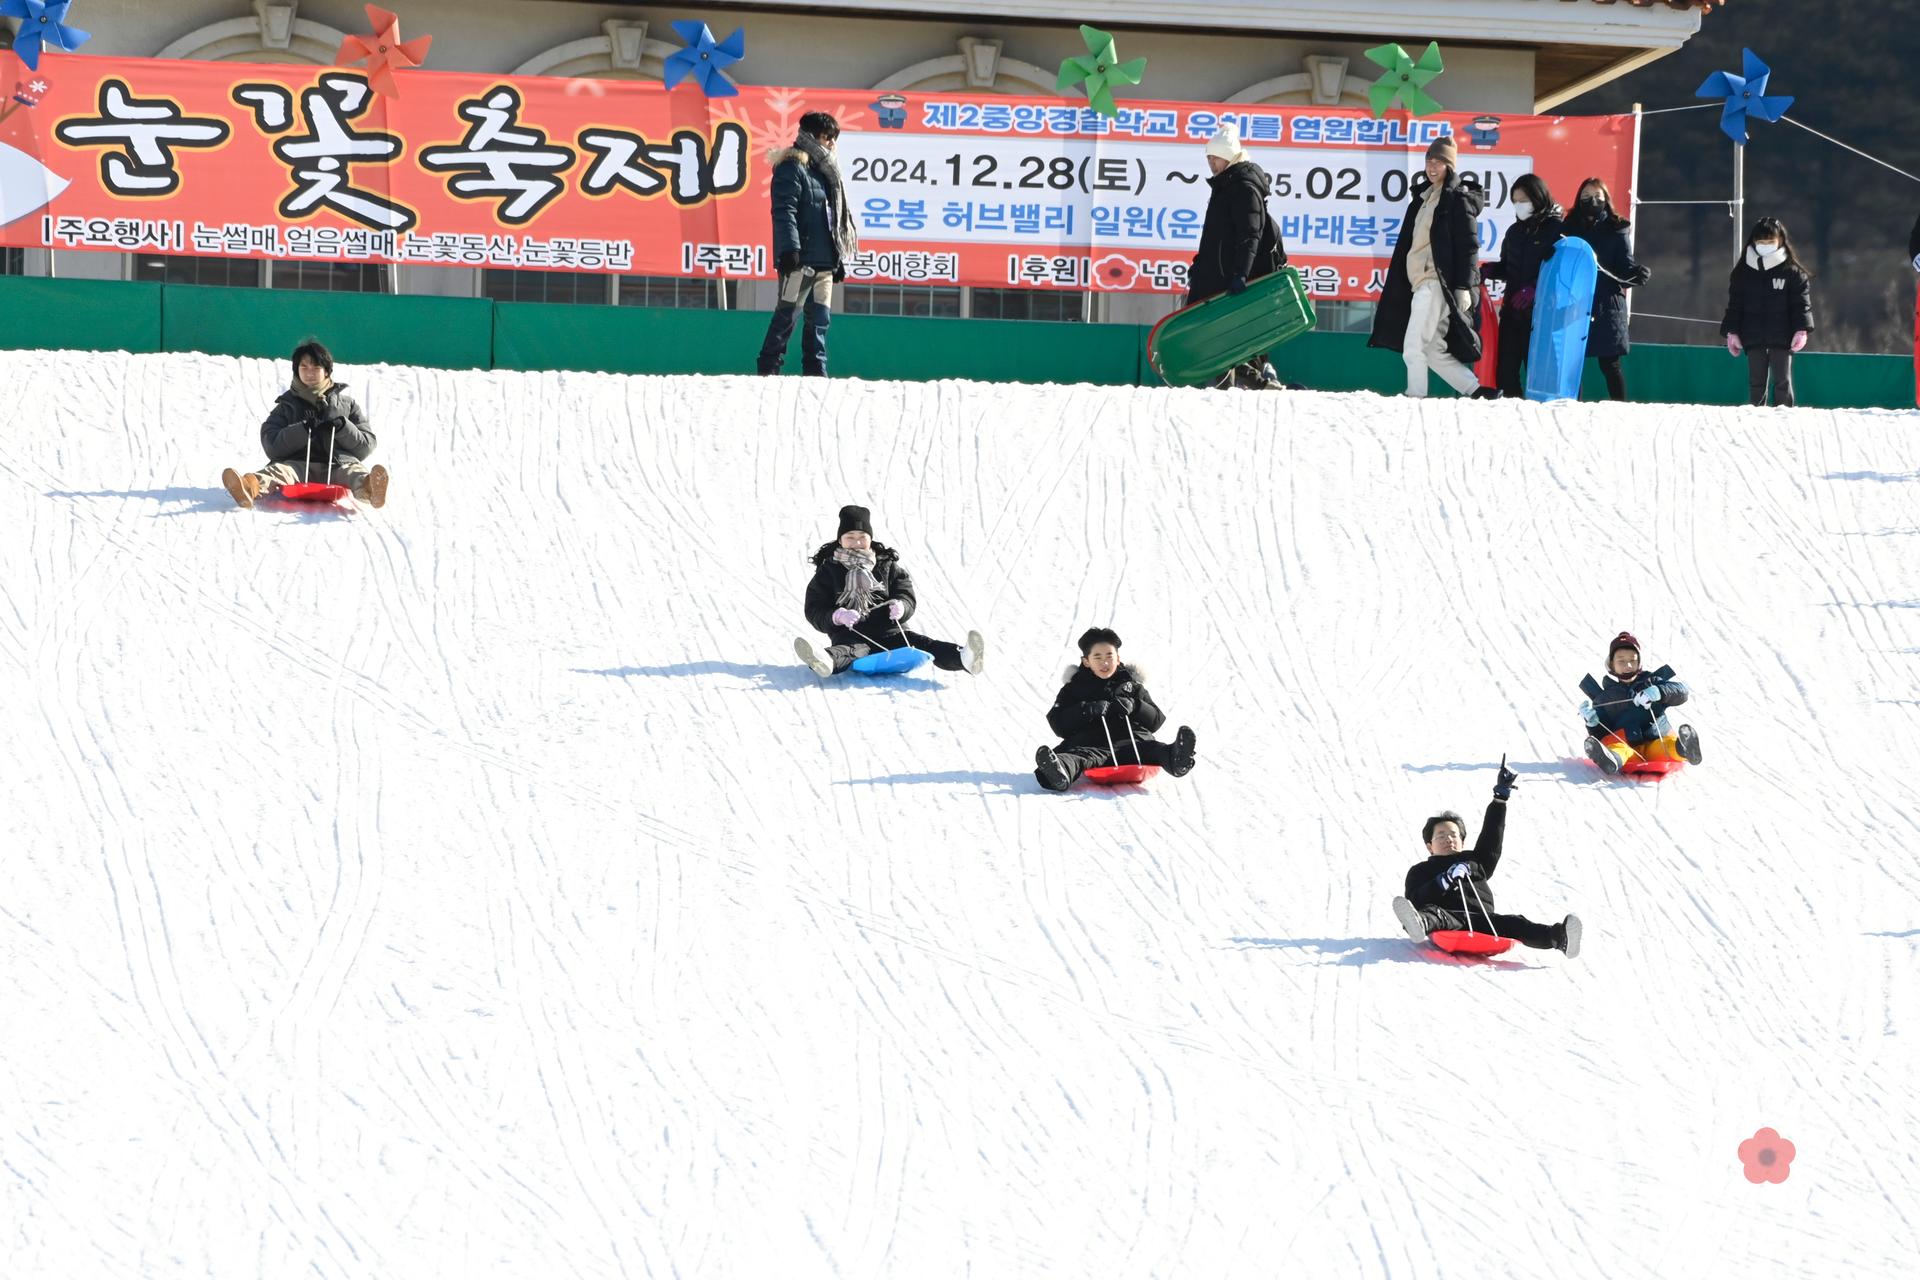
[1908,209,1920,263]
[1404,800,1507,915]
[1582,666,1690,745]
[1368,171,1485,365]
[1187,160,1286,304]
[803,543,917,636]
[1479,207,1565,309]
[1046,663,1167,753]
[1721,259,1814,350]
[260,382,375,467]
[1566,209,1647,359]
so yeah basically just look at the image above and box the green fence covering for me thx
[0,276,163,354]
[160,284,494,370]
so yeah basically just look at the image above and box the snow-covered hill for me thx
[3,350,1918,1278]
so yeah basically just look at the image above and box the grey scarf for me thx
[795,132,860,264]
[832,547,882,613]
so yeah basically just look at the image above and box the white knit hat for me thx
[1205,122,1245,163]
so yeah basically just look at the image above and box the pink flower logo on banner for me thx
[1738,1127,1795,1184]
[1092,253,1138,291]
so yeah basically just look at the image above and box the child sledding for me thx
[221,340,391,510]
[1393,760,1583,959]
[794,505,985,678]
[1033,628,1197,791]
[1578,631,1702,777]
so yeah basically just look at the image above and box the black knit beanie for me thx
[837,505,872,537]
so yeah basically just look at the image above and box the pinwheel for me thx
[1695,48,1793,145]
[1365,41,1445,118]
[335,4,434,101]
[1,0,91,72]
[1056,25,1145,120]
[662,21,744,98]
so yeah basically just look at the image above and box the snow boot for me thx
[1034,745,1072,793]
[1558,914,1583,960]
[1583,734,1622,776]
[1675,724,1703,766]
[793,637,833,678]
[1392,896,1429,944]
[1166,725,1197,777]
[356,464,390,510]
[221,467,260,509]
[963,629,987,675]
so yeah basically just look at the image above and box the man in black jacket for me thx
[220,340,389,508]
[1368,134,1484,398]
[1034,628,1196,791]
[1185,123,1289,389]
[757,112,858,377]
[1392,761,1583,957]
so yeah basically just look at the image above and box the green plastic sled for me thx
[1148,267,1318,387]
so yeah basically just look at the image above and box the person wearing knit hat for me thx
[1576,631,1703,774]
[1032,628,1198,791]
[1185,121,1289,389]
[1392,760,1585,959]
[794,504,986,678]
[1367,130,1486,398]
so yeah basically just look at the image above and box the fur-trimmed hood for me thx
[767,146,814,168]
[1060,661,1147,687]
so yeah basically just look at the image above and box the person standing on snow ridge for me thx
[793,505,985,678]
[756,111,858,377]
[221,340,389,509]
[1475,172,1565,399]
[1368,133,1485,399]
[1565,177,1650,403]
[1185,121,1289,390]
[1033,628,1197,792]
[1721,216,1815,408]
[1392,761,1584,958]
[1577,631,1703,775]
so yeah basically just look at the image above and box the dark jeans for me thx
[1495,302,1535,398]
[1593,355,1626,401]
[1043,739,1180,785]
[758,299,831,376]
[1418,905,1561,950]
[823,625,964,672]
[1746,347,1795,406]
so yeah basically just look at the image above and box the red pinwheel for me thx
[335,3,433,100]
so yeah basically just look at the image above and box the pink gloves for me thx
[831,608,859,627]
[1790,330,1808,352]
[1726,334,1743,356]
[887,600,907,621]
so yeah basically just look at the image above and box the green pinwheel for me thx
[1056,25,1146,119]
[1366,41,1445,117]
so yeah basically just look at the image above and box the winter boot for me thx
[793,637,833,678]
[221,467,260,509]
[1392,896,1429,944]
[1676,723,1703,766]
[1166,725,1197,777]
[1584,734,1622,776]
[1034,745,1072,793]
[356,464,390,510]
[963,629,987,675]
[1470,386,1502,400]
[1557,914,1583,960]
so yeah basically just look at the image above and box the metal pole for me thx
[1732,140,1746,261]
[1628,103,1642,331]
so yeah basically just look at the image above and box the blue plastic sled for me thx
[849,647,932,676]
[1525,236,1599,402]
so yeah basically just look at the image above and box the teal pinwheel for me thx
[1366,41,1445,118]
[1056,25,1146,119]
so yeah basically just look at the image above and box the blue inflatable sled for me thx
[849,647,932,676]
[1525,237,1599,402]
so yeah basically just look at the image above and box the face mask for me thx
[1511,199,1533,221]
[1757,242,1784,265]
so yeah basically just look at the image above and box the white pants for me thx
[1403,280,1479,398]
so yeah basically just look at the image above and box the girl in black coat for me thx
[1565,178,1650,402]
[1367,134,1484,398]
[1477,173,1565,399]
[1721,216,1815,408]
[794,505,985,678]
[1033,628,1197,791]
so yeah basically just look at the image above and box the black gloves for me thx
[1082,700,1111,720]
[1111,694,1136,716]
[1628,264,1653,288]
[1226,275,1248,296]
[1493,754,1518,801]
[777,250,801,274]
[832,265,847,283]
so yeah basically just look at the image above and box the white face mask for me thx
[1749,242,1785,268]
[1511,199,1533,221]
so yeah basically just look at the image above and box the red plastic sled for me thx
[1621,758,1685,780]
[1429,930,1514,957]
[1082,764,1161,786]
[279,481,350,504]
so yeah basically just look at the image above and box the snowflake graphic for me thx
[30,81,47,95]
[711,87,869,192]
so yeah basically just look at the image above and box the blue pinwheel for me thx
[1,0,90,72]
[1696,48,1794,145]
[662,21,744,98]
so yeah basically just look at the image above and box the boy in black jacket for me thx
[1034,628,1197,791]
[794,505,984,677]
[1392,761,1583,958]
[1578,631,1702,775]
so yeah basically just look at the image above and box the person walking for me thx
[1368,134,1485,399]
[756,112,859,377]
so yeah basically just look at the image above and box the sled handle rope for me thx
[1099,705,1120,769]
[1466,878,1503,941]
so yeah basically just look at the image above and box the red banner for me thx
[0,51,1636,300]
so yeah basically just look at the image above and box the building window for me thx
[133,254,265,288]
[840,283,962,318]
[1313,300,1376,335]
[970,287,1086,322]
[1,247,22,276]
[270,261,388,293]
[614,275,733,309]
[480,269,613,305]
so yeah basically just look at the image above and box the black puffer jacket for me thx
[1565,205,1648,359]
[1404,800,1507,915]
[1479,206,1565,309]
[1721,257,1814,350]
[1046,663,1166,753]
[1369,171,1485,365]
[1582,665,1690,745]
[1908,209,1920,264]
[803,542,917,636]
[1187,160,1286,304]
[260,381,375,466]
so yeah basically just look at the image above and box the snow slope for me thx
[3,349,1919,1279]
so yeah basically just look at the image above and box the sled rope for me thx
[1466,879,1502,941]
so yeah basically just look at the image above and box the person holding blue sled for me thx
[794,505,985,678]
[1034,628,1197,791]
